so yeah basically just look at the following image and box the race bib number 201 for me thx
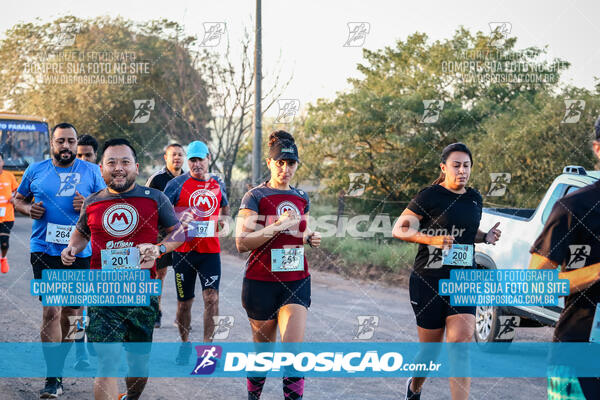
[101,247,140,270]
[46,223,75,245]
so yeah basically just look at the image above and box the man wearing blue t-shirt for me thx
[14,122,106,398]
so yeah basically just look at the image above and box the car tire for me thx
[475,305,520,346]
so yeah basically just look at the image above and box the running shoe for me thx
[40,377,63,398]
[175,342,193,365]
[0,257,8,273]
[118,394,128,400]
[405,378,421,400]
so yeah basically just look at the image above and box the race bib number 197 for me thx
[188,220,216,238]
[46,223,75,245]
[271,248,304,272]
[101,247,140,270]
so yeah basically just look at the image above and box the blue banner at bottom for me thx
[1,342,600,378]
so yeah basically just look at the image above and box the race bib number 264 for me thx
[46,223,75,245]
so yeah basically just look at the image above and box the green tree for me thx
[200,26,291,193]
[294,28,574,209]
[0,16,211,164]
[472,89,599,207]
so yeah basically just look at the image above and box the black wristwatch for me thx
[158,244,167,254]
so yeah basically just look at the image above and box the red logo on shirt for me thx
[276,201,300,216]
[102,204,139,237]
[189,189,218,218]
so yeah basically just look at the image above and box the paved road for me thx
[0,217,551,399]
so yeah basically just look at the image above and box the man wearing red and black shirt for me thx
[164,140,229,364]
[62,139,182,400]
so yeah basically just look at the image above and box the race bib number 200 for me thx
[271,248,304,272]
[46,223,75,245]
[443,244,473,267]
[101,247,140,270]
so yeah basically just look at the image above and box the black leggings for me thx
[0,221,14,250]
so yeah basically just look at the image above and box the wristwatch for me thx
[158,244,167,254]
[306,233,314,248]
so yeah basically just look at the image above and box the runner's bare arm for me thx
[13,192,45,219]
[475,222,501,244]
[158,223,185,253]
[529,252,600,293]
[475,230,486,243]
[9,186,17,204]
[235,208,299,252]
[137,224,185,269]
[72,190,85,212]
[61,228,89,266]
[392,208,453,249]
[302,212,321,248]
[218,205,230,230]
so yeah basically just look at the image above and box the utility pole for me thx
[252,0,262,185]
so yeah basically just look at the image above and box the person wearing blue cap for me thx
[164,140,230,365]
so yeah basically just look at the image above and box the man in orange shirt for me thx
[0,152,18,273]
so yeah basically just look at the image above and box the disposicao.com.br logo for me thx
[223,351,440,374]
[4,342,600,378]
[189,344,441,377]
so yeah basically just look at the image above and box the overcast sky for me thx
[2,0,599,115]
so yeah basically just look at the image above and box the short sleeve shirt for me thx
[76,184,179,279]
[164,172,228,254]
[0,170,18,222]
[146,167,183,192]
[406,184,483,276]
[530,180,600,342]
[239,182,310,282]
[17,159,106,257]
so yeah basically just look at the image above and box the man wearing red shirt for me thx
[164,140,229,364]
[62,138,182,400]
